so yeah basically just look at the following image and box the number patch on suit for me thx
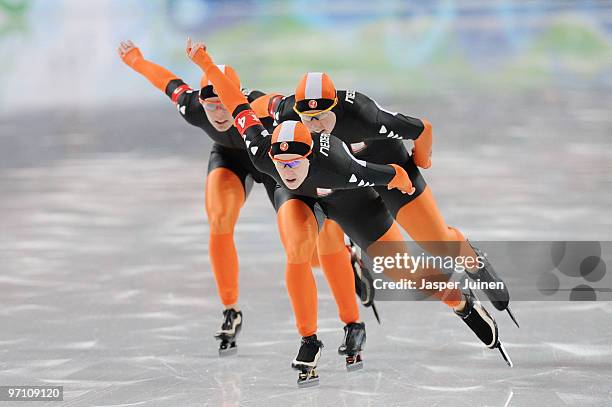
[234,109,262,136]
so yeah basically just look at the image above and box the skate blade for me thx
[346,361,363,372]
[297,377,319,388]
[371,302,381,324]
[496,342,513,368]
[506,307,520,328]
[219,346,237,357]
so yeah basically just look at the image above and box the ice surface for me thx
[1,100,611,406]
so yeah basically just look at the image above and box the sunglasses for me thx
[199,99,226,112]
[299,110,332,122]
[293,97,338,117]
[275,159,302,169]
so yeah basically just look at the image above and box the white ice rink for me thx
[1,97,611,406]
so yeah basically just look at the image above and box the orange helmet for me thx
[199,64,241,100]
[269,120,313,160]
[293,72,337,114]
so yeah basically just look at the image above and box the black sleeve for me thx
[274,94,301,125]
[246,90,276,132]
[352,91,426,141]
[245,89,265,102]
[318,134,396,189]
[165,79,209,129]
[232,104,277,178]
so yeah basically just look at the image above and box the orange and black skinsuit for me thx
[120,49,276,309]
[273,91,478,260]
[120,49,365,328]
[190,48,463,337]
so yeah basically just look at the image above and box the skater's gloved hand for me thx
[412,119,432,169]
[388,164,415,195]
[117,40,143,68]
[186,37,213,70]
[412,146,431,169]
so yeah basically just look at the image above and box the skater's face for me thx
[299,110,336,134]
[201,97,233,131]
[273,154,310,189]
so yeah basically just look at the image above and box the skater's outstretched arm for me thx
[118,40,211,129]
[352,92,432,169]
[186,42,414,194]
[186,40,276,174]
[118,40,180,94]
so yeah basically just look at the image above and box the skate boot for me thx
[214,308,242,356]
[291,334,324,388]
[455,288,513,367]
[466,241,519,327]
[348,242,381,323]
[338,322,366,372]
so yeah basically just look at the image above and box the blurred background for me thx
[2,0,612,109]
[1,1,612,406]
[1,0,611,238]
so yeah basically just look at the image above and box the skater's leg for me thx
[372,156,474,259]
[317,220,359,325]
[206,166,245,308]
[277,199,319,337]
[366,222,464,309]
[395,186,475,258]
[376,157,512,315]
[395,185,512,315]
[321,189,461,309]
[310,243,321,268]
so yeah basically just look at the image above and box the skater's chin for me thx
[284,178,301,189]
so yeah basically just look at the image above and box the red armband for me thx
[171,84,191,104]
[234,109,262,137]
[268,94,284,117]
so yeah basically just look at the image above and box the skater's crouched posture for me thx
[187,41,513,386]
[118,40,363,356]
[272,72,517,327]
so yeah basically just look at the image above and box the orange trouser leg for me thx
[205,168,245,306]
[317,220,360,325]
[277,199,319,337]
[310,243,321,268]
[368,222,463,308]
[395,186,476,260]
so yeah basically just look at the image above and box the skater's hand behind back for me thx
[412,119,432,169]
[117,40,143,68]
[387,164,415,195]
[412,146,432,169]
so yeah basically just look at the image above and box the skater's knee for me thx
[285,239,316,264]
[208,213,239,234]
[206,168,245,234]
[277,199,318,263]
[317,220,346,256]
[448,226,466,241]
[282,226,317,263]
